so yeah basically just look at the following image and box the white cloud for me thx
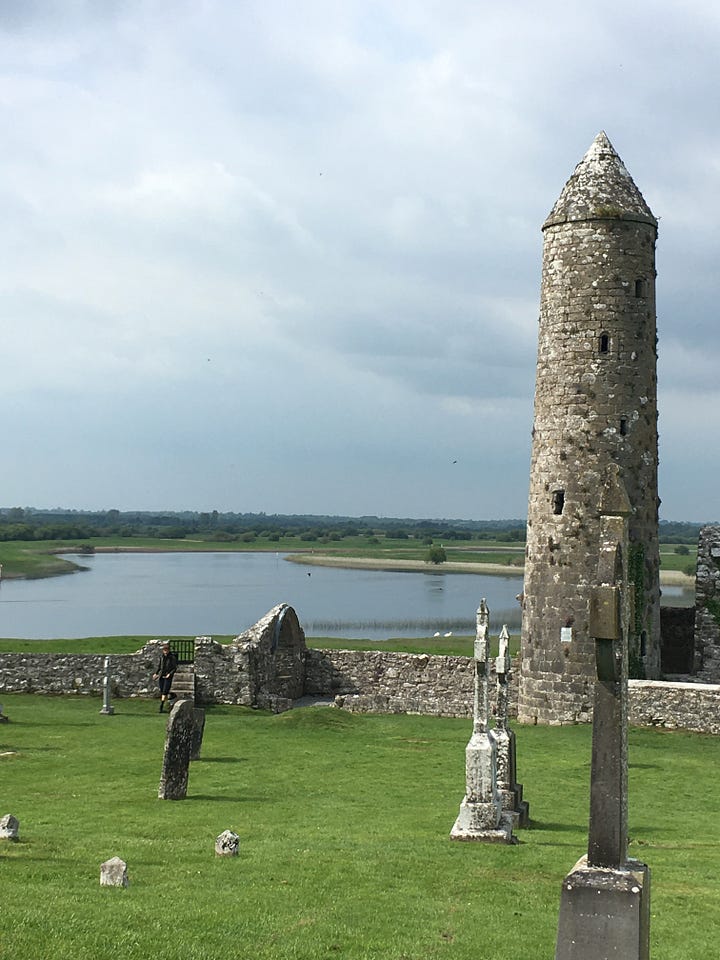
[0,0,718,518]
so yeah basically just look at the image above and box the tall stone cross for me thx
[494,625,529,827]
[555,466,650,959]
[473,599,491,735]
[100,656,114,716]
[450,600,514,843]
[587,504,632,867]
[495,625,511,735]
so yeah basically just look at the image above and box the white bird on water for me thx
[444,631,453,637]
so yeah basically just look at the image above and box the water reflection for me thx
[0,552,523,640]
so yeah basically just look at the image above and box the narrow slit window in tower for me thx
[635,278,647,298]
[620,417,628,436]
[552,489,565,515]
[599,332,610,354]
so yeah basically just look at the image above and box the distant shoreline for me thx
[286,553,523,577]
[285,553,693,587]
[44,544,694,589]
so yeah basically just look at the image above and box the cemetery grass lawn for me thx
[1,697,719,960]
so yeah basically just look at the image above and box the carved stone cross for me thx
[555,467,650,960]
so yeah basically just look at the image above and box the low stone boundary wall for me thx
[0,605,307,711]
[304,648,519,718]
[629,679,720,735]
[307,651,720,735]
[0,648,159,698]
[3,632,720,736]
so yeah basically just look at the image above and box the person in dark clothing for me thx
[153,643,178,712]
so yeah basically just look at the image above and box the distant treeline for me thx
[0,507,527,544]
[0,508,707,544]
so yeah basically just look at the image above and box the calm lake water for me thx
[0,552,525,640]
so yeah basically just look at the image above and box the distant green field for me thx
[657,545,698,575]
[0,634,522,658]
[0,533,696,581]
[0,534,528,580]
[1,694,718,959]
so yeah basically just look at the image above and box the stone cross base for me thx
[499,787,530,828]
[555,856,650,960]
[450,802,515,843]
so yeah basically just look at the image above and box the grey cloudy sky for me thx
[2,0,718,521]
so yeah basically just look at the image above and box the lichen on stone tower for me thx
[518,132,661,725]
[544,131,657,228]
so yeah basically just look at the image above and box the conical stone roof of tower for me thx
[544,131,656,229]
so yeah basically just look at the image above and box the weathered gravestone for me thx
[158,699,195,800]
[100,856,129,887]
[555,469,650,960]
[450,600,514,843]
[0,814,19,840]
[494,625,529,827]
[190,707,206,761]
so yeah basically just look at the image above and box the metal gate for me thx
[171,638,195,664]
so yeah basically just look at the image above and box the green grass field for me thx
[0,633,520,658]
[0,533,696,582]
[1,694,718,959]
[0,535,528,579]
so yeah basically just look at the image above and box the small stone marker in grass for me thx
[215,830,240,856]
[100,857,129,887]
[158,699,195,800]
[0,814,19,840]
[191,707,206,761]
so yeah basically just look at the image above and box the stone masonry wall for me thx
[0,604,307,712]
[304,649,519,718]
[0,641,166,698]
[2,642,720,734]
[193,604,306,710]
[629,679,720,735]
[694,526,720,682]
[309,651,720,735]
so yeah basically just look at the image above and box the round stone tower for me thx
[518,132,661,725]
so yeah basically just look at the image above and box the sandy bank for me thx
[285,553,693,588]
[287,555,521,577]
